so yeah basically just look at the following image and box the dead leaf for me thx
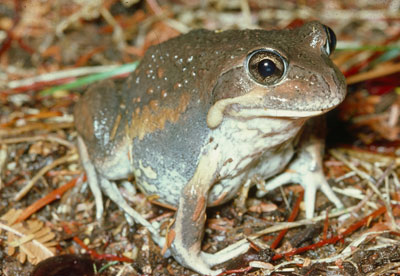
[0,209,57,265]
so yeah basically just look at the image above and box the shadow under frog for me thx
[74,21,346,275]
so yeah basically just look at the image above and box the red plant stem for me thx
[16,37,35,54]
[62,224,134,263]
[270,189,304,249]
[74,46,105,67]
[0,32,14,57]
[271,205,387,261]
[15,176,84,223]
[322,209,330,240]
[216,266,253,276]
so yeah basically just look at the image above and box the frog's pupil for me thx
[258,59,276,78]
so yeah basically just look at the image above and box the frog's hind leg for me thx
[77,135,104,220]
[98,177,163,246]
[77,135,163,246]
[75,80,135,218]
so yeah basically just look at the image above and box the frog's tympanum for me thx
[74,21,346,275]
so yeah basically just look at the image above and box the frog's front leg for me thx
[169,151,220,275]
[258,117,343,218]
[169,151,249,275]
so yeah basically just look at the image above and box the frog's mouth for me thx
[207,91,332,129]
[225,107,326,119]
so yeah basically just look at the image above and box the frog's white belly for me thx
[207,116,306,205]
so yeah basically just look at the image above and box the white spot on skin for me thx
[135,163,187,206]
[139,160,158,179]
[270,95,288,103]
[133,167,142,177]
[212,184,223,195]
[93,113,109,144]
[141,180,157,193]
[187,56,193,62]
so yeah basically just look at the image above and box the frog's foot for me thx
[169,244,250,276]
[170,220,250,275]
[170,243,222,276]
[202,241,250,267]
[257,147,343,218]
[258,170,343,218]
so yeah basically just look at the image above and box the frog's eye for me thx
[247,49,287,85]
[323,25,337,56]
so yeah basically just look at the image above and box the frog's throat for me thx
[206,90,324,129]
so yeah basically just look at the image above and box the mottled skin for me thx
[74,22,346,275]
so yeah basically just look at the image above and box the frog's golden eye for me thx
[246,49,287,85]
[323,25,337,56]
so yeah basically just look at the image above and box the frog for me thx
[74,21,346,275]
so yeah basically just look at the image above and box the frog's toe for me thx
[298,172,343,218]
[170,245,222,276]
[202,241,250,267]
